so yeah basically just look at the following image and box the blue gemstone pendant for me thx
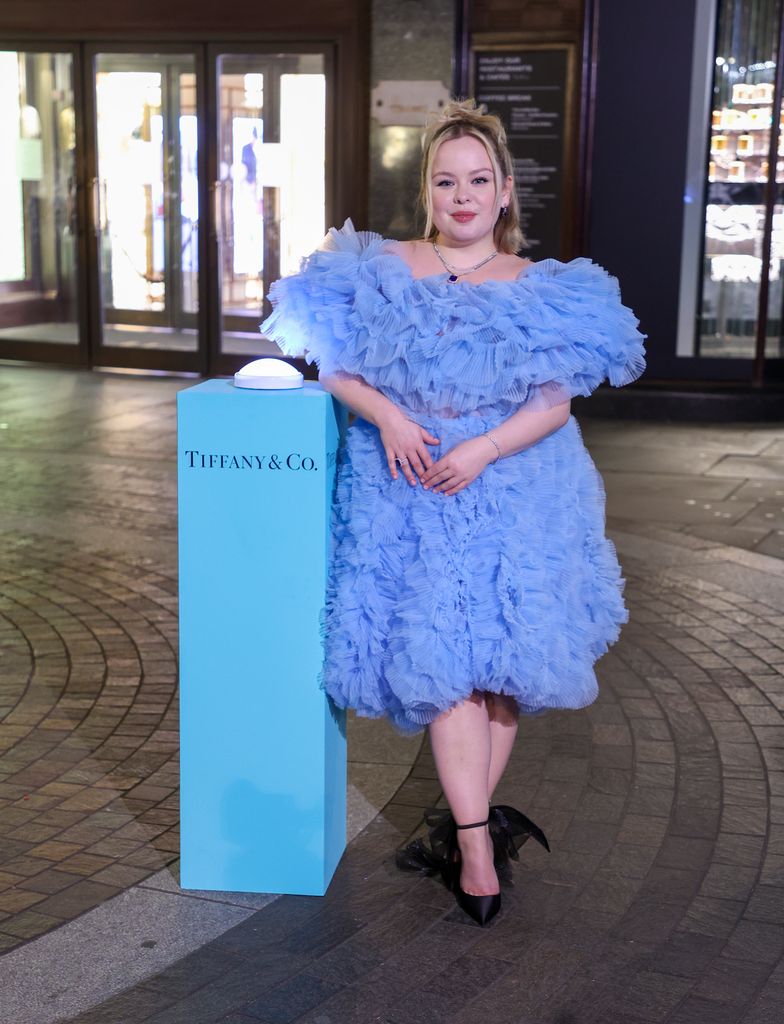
[448,274,458,283]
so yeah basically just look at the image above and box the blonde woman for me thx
[261,99,646,925]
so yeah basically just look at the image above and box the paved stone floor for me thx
[0,364,783,1023]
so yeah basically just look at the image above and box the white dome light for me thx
[234,357,304,390]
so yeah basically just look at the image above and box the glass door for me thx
[87,48,204,370]
[211,50,328,360]
[0,47,84,364]
[0,43,334,375]
[697,0,784,382]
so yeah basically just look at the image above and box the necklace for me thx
[433,242,499,283]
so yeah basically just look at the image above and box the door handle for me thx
[212,179,225,240]
[90,177,100,234]
[91,178,108,233]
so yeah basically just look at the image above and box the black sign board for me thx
[473,47,572,259]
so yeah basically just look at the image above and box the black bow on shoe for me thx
[395,804,549,885]
[394,807,456,885]
[488,804,550,864]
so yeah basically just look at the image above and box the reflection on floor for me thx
[0,322,281,358]
[700,334,784,359]
[0,322,80,345]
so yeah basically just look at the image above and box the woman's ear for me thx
[501,175,513,208]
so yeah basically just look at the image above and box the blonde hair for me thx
[419,98,526,254]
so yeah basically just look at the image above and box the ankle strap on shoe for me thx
[455,818,489,830]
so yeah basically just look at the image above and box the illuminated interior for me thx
[0,50,79,346]
[218,52,326,355]
[700,0,783,358]
[94,55,198,351]
[0,47,326,360]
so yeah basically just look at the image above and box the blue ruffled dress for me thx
[261,220,647,734]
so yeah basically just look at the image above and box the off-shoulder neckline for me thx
[378,241,540,289]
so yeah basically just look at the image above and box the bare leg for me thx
[486,692,520,798]
[427,691,498,896]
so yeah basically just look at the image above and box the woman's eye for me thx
[473,176,489,184]
[435,179,453,187]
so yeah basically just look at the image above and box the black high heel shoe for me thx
[449,817,501,926]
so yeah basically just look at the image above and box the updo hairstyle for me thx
[419,98,526,254]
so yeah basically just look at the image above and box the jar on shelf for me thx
[748,107,771,129]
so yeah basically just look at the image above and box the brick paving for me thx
[0,538,180,949]
[1,364,783,1023]
[0,368,186,954]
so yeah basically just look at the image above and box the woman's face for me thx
[430,134,511,249]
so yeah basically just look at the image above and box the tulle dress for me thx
[260,220,647,734]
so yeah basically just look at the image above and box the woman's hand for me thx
[378,409,440,485]
[421,436,496,496]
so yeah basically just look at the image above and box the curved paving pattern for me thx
[1,364,783,1023]
[60,534,784,1024]
[0,538,181,950]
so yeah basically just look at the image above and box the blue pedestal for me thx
[177,379,347,895]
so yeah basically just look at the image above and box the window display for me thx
[699,0,783,360]
[0,50,79,348]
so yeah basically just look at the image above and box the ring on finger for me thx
[396,457,409,465]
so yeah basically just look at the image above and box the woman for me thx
[261,99,646,925]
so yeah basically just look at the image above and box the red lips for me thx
[451,213,476,222]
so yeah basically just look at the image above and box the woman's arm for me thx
[421,399,571,496]
[483,398,571,460]
[321,372,441,484]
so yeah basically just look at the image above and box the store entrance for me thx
[90,51,200,361]
[0,42,331,375]
[0,48,82,363]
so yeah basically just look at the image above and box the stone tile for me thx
[385,951,511,1024]
[701,864,759,902]
[713,834,766,869]
[0,888,47,913]
[706,456,784,480]
[32,879,121,918]
[242,973,344,1022]
[682,897,746,939]
[617,970,694,1021]
[723,921,784,965]
[616,895,689,944]
[693,955,772,1006]
[1,909,64,939]
[22,869,86,895]
[644,930,724,979]
[666,995,746,1023]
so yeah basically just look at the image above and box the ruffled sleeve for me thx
[512,258,647,411]
[259,231,646,416]
[259,218,383,377]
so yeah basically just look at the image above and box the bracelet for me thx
[483,431,501,464]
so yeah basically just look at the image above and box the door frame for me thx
[83,40,209,374]
[0,40,90,368]
[205,41,335,379]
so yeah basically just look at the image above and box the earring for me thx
[500,205,508,217]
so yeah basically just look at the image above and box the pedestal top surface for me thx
[181,379,329,400]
